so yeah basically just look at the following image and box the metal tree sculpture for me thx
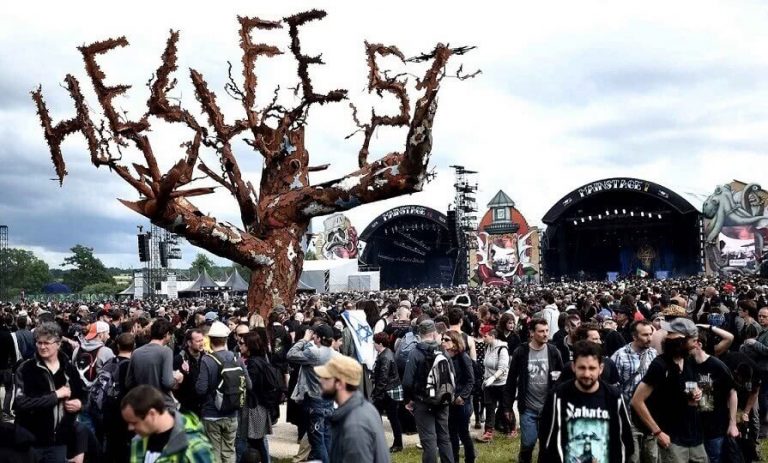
[32,10,475,318]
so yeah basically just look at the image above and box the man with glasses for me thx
[14,322,87,462]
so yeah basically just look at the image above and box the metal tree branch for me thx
[31,11,474,319]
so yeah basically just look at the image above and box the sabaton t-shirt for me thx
[525,345,549,412]
[564,385,611,463]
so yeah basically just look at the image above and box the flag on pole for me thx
[341,310,376,370]
[636,268,648,278]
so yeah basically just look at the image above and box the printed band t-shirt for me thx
[525,345,549,412]
[695,356,734,439]
[564,385,611,463]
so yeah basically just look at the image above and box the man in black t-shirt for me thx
[539,341,634,463]
[692,328,738,463]
[631,317,707,463]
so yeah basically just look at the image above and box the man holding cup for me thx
[631,317,706,463]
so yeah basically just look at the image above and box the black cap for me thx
[314,324,334,340]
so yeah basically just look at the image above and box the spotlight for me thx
[622,209,626,214]
[640,212,645,217]
[605,210,610,216]
[614,209,618,214]
[657,214,662,219]
[598,214,602,220]
[588,216,593,221]
[581,217,585,223]
[573,220,578,226]
[630,211,634,217]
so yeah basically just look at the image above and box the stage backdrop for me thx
[703,181,768,276]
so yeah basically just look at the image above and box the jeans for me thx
[659,443,708,463]
[33,445,67,463]
[483,385,509,432]
[203,416,239,463]
[413,401,454,463]
[449,401,475,463]
[519,409,539,450]
[703,436,724,463]
[306,396,334,463]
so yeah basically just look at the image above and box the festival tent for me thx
[299,259,359,293]
[43,282,71,294]
[222,268,249,293]
[178,269,221,296]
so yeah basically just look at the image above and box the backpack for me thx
[252,356,287,410]
[419,348,456,406]
[75,347,102,388]
[207,352,247,414]
[395,332,419,372]
[87,356,128,415]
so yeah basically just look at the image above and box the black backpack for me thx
[251,356,287,410]
[75,347,101,388]
[87,356,128,415]
[207,352,247,414]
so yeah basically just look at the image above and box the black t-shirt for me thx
[640,355,703,446]
[695,356,734,439]
[563,385,612,463]
[720,351,761,409]
[146,425,173,456]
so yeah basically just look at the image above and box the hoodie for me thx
[538,379,634,463]
[328,391,389,463]
[129,412,214,463]
[77,337,115,372]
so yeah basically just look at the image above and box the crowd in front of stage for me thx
[0,275,766,463]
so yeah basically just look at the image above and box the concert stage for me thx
[541,178,703,280]
[359,206,456,289]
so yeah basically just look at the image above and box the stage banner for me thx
[341,310,376,370]
[606,272,619,282]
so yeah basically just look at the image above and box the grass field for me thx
[274,433,768,463]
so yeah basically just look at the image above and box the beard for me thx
[321,389,337,401]
[662,337,689,358]
[576,376,597,391]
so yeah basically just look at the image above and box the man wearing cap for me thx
[402,319,454,463]
[196,320,250,463]
[631,318,706,463]
[315,355,389,463]
[287,323,336,463]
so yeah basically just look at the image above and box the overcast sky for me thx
[2,0,768,270]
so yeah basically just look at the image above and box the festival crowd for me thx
[0,275,766,463]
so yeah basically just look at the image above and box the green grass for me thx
[275,435,768,463]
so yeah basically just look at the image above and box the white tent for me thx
[299,259,359,293]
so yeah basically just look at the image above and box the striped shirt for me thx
[610,343,658,404]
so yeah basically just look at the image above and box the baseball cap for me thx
[313,324,334,341]
[85,321,110,340]
[661,318,698,338]
[314,355,362,386]
[208,321,231,338]
[204,311,219,322]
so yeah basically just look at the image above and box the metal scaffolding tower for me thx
[137,225,182,298]
[450,166,478,285]
[0,225,7,299]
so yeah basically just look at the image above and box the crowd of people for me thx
[0,274,766,463]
